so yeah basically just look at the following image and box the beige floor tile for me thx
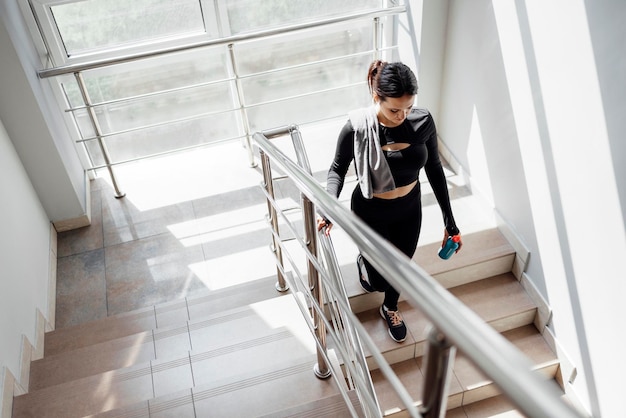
[152,356,194,398]
[192,360,340,418]
[154,324,191,360]
[149,389,196,418]
[155,299,189,328]
[462,395,525,418]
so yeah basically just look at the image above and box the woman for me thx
[317,60,462,343]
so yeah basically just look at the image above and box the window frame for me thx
[28,0,219,66]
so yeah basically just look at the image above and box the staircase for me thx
[10,131,564,416]
[11,223,562,417]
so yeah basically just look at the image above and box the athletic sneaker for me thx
[380,304,407,343]
[356,254,375,293]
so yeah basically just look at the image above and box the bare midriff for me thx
[373,179,417,199]
[373,142,416,199]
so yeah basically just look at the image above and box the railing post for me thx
[302,194,331,379]
[420,326,456,418]
[259,150,288,292]
[227,43,257,168]
[74,72,125,198]
[373,16,382,61]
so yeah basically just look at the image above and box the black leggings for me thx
[351,183,422,311]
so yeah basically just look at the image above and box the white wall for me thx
[398,0,450,119]
[435,1,626,416]
[0,1,87,225]
[0,118,52,408]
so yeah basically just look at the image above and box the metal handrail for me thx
[256,125,401,417]
[253,127,585,418]
[36,6,406,79]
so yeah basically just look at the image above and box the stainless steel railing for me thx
[253,125,585,418]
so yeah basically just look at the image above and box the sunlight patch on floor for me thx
[188,246,277,290]
[249,292,317,354]
[166,198,298,247]
[101,142,262,211]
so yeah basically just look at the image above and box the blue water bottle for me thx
[438,235,460,259]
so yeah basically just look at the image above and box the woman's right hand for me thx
[317,217,333,236]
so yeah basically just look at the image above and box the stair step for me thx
[351,272,536,368]
[257,390,362,418]
[29,292,310,390]
[16,356,336,418]
[371,324,558,415]
[85,359,347,418]
[15,295,330,417]
[415,228,516,288]
[441,394,524,418]
[340,228,515,314]
[43,275,285,357]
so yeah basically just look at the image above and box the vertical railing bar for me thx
[227,43,257,167]
[74,71,125,198]
[303,195,331,379]
[373,17,382,61]
[420,327,457,418]
[259,150,288,292]
[288,125,329,378]
[318,231,382,417]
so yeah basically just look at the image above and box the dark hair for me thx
[367,60,418,100]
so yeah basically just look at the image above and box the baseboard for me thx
[52,213,91,232]
[9,222,59,404]
[519,272,552,332]
[543,327,592,418]
[47,222,58,332]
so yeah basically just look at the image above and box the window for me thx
[27,0,403,173]
[31,0,386,65]
[50,0,207,57]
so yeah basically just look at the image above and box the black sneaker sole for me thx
[357,254,375,293]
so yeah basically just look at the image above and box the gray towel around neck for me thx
[349,106,396,199]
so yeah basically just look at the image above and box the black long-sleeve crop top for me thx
[326,108,459,235]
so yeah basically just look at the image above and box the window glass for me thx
[235,21,373,74]
[235,21,374,106]
[76,109,242,166]
[63,47,229,106]
[225,0,383,34]
[247,85,370,132]
[51,0,206,56]
[97,110,242,164]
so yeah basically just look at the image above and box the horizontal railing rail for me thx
[253,126,585,418]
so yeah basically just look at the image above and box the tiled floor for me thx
[55,142,273,328]
[54,119,347,328]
